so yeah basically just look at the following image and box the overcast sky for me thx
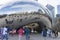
[0,0,60,6]
[0,0,60,16]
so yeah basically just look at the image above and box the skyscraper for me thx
[46,4,55,17]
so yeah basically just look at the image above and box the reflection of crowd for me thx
[0,26,59,40]
[42,28,58,38]
[0,26,31,40]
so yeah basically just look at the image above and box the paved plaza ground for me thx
[0,33,60,40]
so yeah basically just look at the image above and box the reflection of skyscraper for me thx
[46,4,55,24]
[46,4,55,17]
[57,5,60,14]
[56,5,60,18]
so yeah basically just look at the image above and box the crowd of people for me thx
[0,26,59,40]
[0,26,31,40]
[42,28,58,38]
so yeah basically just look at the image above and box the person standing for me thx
[47,29,52,37]
[6,26,11,39]
[52,28,58,38]
[0,28,1,39]
[7,26,11,34]
[0,27,3,40]
[2,26,8,40]
[25,27,30,40]
[11,29,16,36]
[55,30,58,37]
[18,27,24,40]
[42,28,47,37]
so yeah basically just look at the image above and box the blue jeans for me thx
[26,34,28,40]
[2,34,8,40]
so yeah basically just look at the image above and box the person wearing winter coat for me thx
[25,27,30,40]
[18,27,24,40]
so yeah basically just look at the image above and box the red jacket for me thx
[18,29,24,36]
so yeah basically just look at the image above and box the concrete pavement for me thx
[0,33,60,40]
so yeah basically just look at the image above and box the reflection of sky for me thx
[0,1,43,14]
[57,5,60,14]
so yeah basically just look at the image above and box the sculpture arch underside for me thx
[17,15,52,29]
